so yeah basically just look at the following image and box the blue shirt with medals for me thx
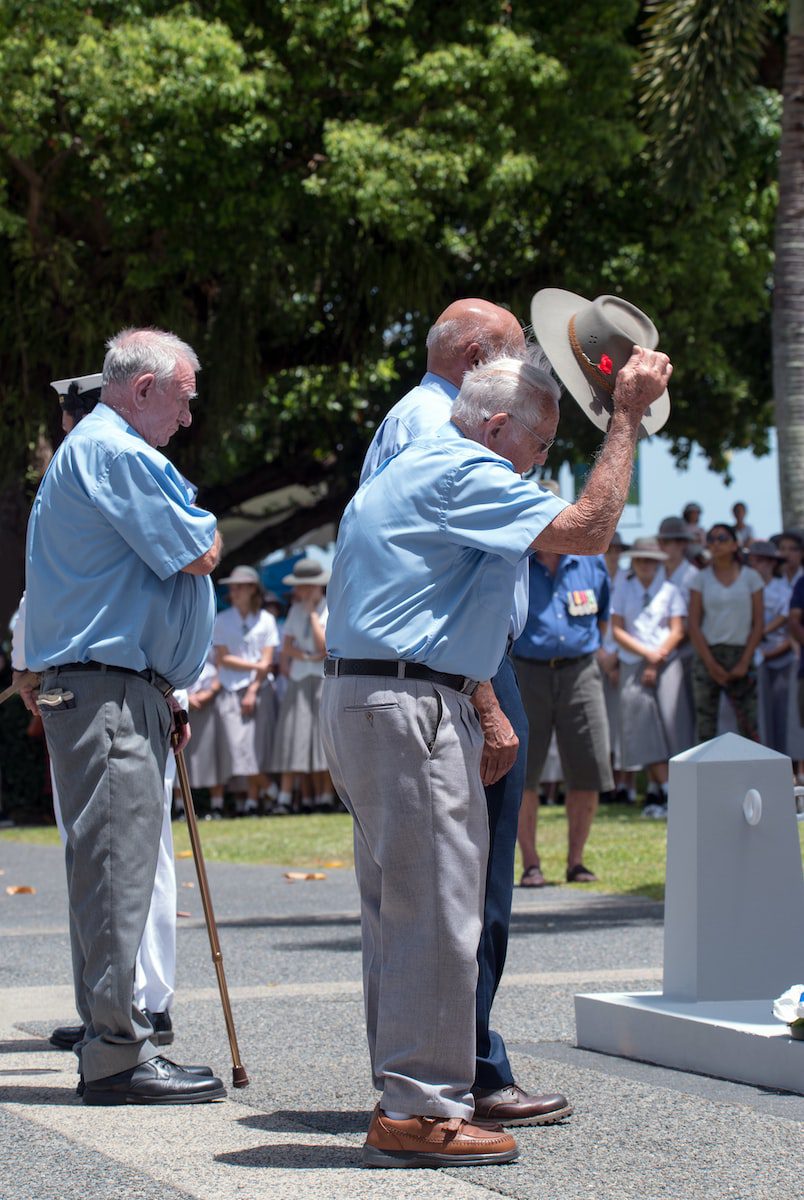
[327,421,569,682]
[25,403,216,689]
[514,553,610,661]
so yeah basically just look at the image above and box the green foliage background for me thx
[0,0,783,569]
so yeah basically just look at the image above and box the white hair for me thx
[102,328,200,388]
[451,353,560,427]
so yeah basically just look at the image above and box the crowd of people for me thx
[519,504,804,824]
[7,297,804,1171]
[180,557,337,819]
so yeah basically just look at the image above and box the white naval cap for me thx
[49,372,103,397]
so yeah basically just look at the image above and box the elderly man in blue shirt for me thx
[362,298,561,1129]
[514,550,613,887]
[322,342,671,1168]
[23,327,225,1106]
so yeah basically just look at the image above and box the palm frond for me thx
[637,0,768,201]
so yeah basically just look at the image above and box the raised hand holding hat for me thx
[530,291,671,437]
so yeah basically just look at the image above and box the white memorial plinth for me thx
[575,734,804,1093]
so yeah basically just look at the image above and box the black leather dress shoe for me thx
[82,1056,226,1105]
[76,1059,214,1097]
[50,1024,85,1050]
[144,1009,174,1045]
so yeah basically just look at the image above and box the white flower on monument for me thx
[772,985,804,1034]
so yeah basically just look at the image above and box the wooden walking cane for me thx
[173,719,249,1089]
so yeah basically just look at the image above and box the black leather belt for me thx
[48,661,175,698]
[531,652,593,670]
[324,657,478,696]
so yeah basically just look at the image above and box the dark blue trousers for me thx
[474,653,528,1090]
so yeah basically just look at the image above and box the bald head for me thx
[425,298,526,386]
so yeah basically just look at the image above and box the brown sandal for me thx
[520,865,546,888]
[566,863,597,883]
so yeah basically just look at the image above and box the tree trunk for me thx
[773,1,804,530]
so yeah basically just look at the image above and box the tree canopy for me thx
[0,1,784,621]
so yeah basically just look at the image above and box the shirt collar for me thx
[420,371,460,400]
[93,402,147,444]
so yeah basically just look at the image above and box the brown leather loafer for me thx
[473,1083,573,1126]
[362,1106,518,1167]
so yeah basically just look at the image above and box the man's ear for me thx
[464,340,482,370]
[131,372,155,410]
[481,412,508,446]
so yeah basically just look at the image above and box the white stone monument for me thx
[575,734,804,1093]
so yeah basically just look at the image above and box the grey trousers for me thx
[39,668,172,1082]
[320,675,486,1119]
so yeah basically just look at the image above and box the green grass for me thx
[3,805,802,903]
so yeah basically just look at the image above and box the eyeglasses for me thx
[483,412,555,454]
[706,533,732,544]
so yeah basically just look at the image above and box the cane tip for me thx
[232,1065,250,1088]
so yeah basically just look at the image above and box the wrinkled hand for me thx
[613,345,672,422]
[472,682,519,787]
[14,670,40,716]
[169,698,191,752]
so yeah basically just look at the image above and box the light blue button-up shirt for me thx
[361,372,532,641]
[25,404,216,689]
[328,422,569,681]
[360,372,458,484]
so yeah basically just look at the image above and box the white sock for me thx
[383,1110,412,1121]
[276,791,292,809]
[210,795,224,811]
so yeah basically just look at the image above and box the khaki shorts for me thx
[514,654,613,792]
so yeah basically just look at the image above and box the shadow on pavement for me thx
[215,1143,358,1169]
[213,913,360,931]
[275,936,361,953]
[238,1109,370,1134]
[270,903,664,955]
[507,902,663,937]
[0,1067,62,1076]
[0,1083,77,1105]
[0,1038,56,1054]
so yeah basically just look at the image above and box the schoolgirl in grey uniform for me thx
[611,538,687,816]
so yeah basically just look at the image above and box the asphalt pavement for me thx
[1,837,801,1200]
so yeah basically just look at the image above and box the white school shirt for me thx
[611,574,686,665]
[282,599,329,682]
[213,607,279,692]
[757,576,794,670]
